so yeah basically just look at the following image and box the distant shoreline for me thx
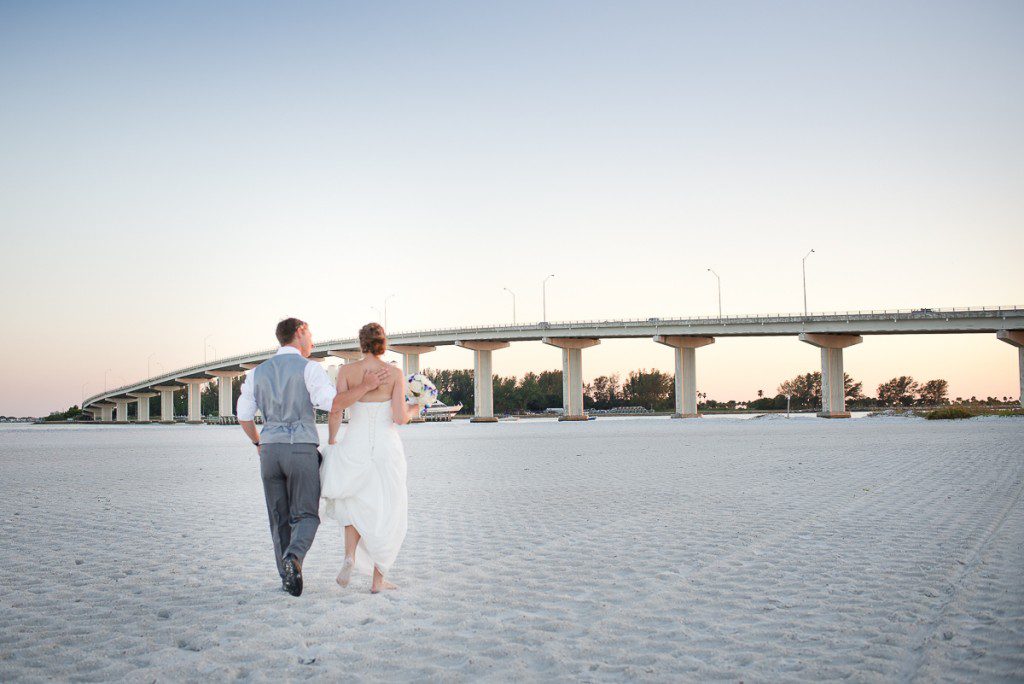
[22,405,1023,426]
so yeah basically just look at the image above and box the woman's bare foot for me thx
[336,557,355,588]
[370,578,398,594]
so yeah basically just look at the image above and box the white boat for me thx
[423,400,463,421]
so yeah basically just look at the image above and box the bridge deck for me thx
[83,306,1024,407]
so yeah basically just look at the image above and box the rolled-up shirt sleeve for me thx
[305,361,337,411]
[236,372,258,421]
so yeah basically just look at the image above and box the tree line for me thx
[764,372,950,410]
[423,368,979,414]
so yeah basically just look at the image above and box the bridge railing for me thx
[313,304,1022,338]
[84,305,1022,404]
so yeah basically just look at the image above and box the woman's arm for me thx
[391,370,421,425]
[327,370,349,445]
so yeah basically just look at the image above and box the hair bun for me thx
[359,322,387,355]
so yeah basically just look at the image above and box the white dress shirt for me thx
[235,346,337,421]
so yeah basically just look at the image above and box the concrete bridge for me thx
[82,306,1024,423]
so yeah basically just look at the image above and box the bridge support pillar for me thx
[113,398,130,423]
[799,333,863,418]
[129,392,157,422]
[390,345,437,423]
[456,341,510,422]
[561,354,569,412]
[389,345,436,377]
[178,378,209,424]
[654,335,716,418]
[154,385,180,423]
[97,403,114,422]
[543,338,600,421]
[208,371,244,417]
[327,351,363,363]
[328,351,364,423]
[997,330,1024,408]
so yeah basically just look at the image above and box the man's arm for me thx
[331,377,373,413]
[327,369,347,445]
[236,372,261,450]
[330,369,388,413]
[306,361,388,415]
[240,420,260,446]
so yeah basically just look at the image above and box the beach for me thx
[0,416,1021,681]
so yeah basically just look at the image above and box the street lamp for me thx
[207,345,217,361]
[707,268,721,320]
[503,287,517,325]
[104,368,112,392]
[542,274,555,322]
[371,306,382,322]
[147,353,156,378]
[384,294,395,330]
[81,382,88,407]
[203,334,213,363]
[802,249,815,318]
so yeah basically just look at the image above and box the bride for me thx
[320,322,421,593]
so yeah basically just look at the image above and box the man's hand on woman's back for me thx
[362,368,389,390]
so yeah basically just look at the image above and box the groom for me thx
[237,318,388,596]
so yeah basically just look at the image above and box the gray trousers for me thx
[259,443,321,578]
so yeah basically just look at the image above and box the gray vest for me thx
[253,353,320,445]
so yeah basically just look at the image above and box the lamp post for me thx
[203,334,213,363]
[802,249,815,318]
[371,306,382,323]
[81,382,88,407]
[104,368,112,392]
[542,274,555,322]
[503,287,517,325]
[384,294,395,330]
[207,345,216,361]
[707,268,721,320]
[147,353,156,379]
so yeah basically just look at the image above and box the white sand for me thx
[0,416,1022,681]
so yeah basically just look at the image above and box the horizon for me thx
[2,1,1022,415]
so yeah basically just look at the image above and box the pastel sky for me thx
[1,1,1022,415]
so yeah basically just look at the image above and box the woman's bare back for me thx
[339,356,402,402]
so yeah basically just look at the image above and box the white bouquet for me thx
[406,373,438,411]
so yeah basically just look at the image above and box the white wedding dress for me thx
[320,399,408,576]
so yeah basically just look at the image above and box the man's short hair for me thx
[275,317,307,346]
